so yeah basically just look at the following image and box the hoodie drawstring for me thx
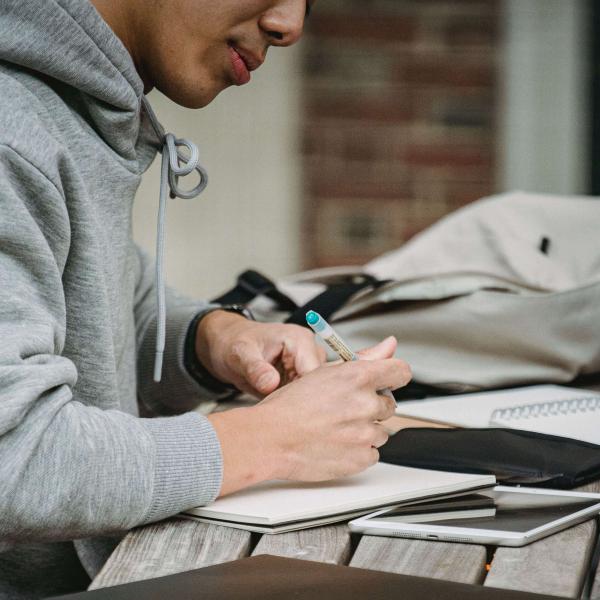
[141,97,209,382]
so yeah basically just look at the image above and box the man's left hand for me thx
[195,310,327,397]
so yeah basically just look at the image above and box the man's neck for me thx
[89,0,152,92]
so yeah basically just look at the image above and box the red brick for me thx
[309,180,412,201]
[307,96,414,124]
[445,180,494,204]
[402,57,496,88]
[301,0,501,268]
[444,18,499,48]
[405,143,493,169]
[308,14,416,43]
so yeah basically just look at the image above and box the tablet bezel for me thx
[348,486,600,547]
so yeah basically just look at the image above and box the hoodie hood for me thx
[0,0,210,382]
[0,0,147,159]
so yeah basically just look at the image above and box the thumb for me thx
[356,336,398,361]
[236,343,281,395]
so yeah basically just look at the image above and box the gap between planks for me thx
[252,523,352,565]
[484,477,600,599]
[350,535,488,585]
[90,518,252,589]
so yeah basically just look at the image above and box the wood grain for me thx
[577,480,600,494]
[575,481,600,599]
[252,524,352,565]
[90,518,251,589]
[485,519,597,598]
[591,568,600,600]
[88,462,600,592]
[350,536,487,584]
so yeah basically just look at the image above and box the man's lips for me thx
[228,45,262,86]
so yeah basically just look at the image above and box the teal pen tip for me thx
[306,310,319,326]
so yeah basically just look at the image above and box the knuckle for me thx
[384,397,396,417]
[290,324,312,340]
[226,341,247,364]
[372,396,386,417]
[351,365,370,388]
[352,396,375,420]
[395,359,411,382]
[301,326,316,340]
[357,427,374,446]
[369,448,380,466]
[375,428,389,448]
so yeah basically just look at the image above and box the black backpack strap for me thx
[212,270,298,312]
[285,274,388,326]
[213,270,389,330]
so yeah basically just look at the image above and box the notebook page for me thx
[395,385,599,428]
[489,396,600,445]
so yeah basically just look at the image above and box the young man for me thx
[0,0,411,597]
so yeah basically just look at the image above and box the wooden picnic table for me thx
[90,399,600,598]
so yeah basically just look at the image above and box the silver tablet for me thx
[349,486,600,547]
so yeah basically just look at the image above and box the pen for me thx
[305,310,395,401]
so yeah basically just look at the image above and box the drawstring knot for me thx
[163,133,207,199]
[142,97,209,382]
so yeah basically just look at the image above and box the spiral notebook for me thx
[396,385,600,445]
[489,395,600,445]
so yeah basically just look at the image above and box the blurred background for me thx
[134,0,595,300]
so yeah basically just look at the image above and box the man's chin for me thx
[157,78,229,110]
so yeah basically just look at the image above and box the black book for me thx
[52,554,559,600]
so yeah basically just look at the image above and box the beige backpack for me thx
[216,192,600,396]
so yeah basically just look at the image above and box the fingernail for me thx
[257,372,276,390]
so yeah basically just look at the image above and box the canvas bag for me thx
[216,191,600,394]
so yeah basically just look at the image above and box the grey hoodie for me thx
[0,0,224,597]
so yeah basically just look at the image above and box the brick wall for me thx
[302,0,501,267]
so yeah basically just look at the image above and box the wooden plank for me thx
[485,519,597,598]
[350,536,487,584]
[90,517,251,589]
[591,567,600,600]
[577,480,600,494]
[578,482,600,598]
[252,524,352,565]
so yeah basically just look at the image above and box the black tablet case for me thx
[51,554,560,599]
[380,427,600,488]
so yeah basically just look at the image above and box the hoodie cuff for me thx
[141,412,223,523]
[137,303,223,415]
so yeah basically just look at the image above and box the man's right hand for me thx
[207,337,411,497]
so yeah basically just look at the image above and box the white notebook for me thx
[184,463,495,534]
[395,385,600,445]
[489,395,600,445]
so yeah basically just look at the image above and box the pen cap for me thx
[306,310,333,336]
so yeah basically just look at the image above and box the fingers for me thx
[371,423,389,448]
[374,391,397,421]
[351,390,396,422]
[289,327,327,376]
[356,336,398,361]
[230,341,281,395]
[355,357,412,393]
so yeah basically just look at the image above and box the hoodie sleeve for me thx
[0,144,222,542]
[133,246,233,416]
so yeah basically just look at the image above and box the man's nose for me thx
[261,0,306,47]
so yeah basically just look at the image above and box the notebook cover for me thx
[52,554,559,600]
[184,462,495,526]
